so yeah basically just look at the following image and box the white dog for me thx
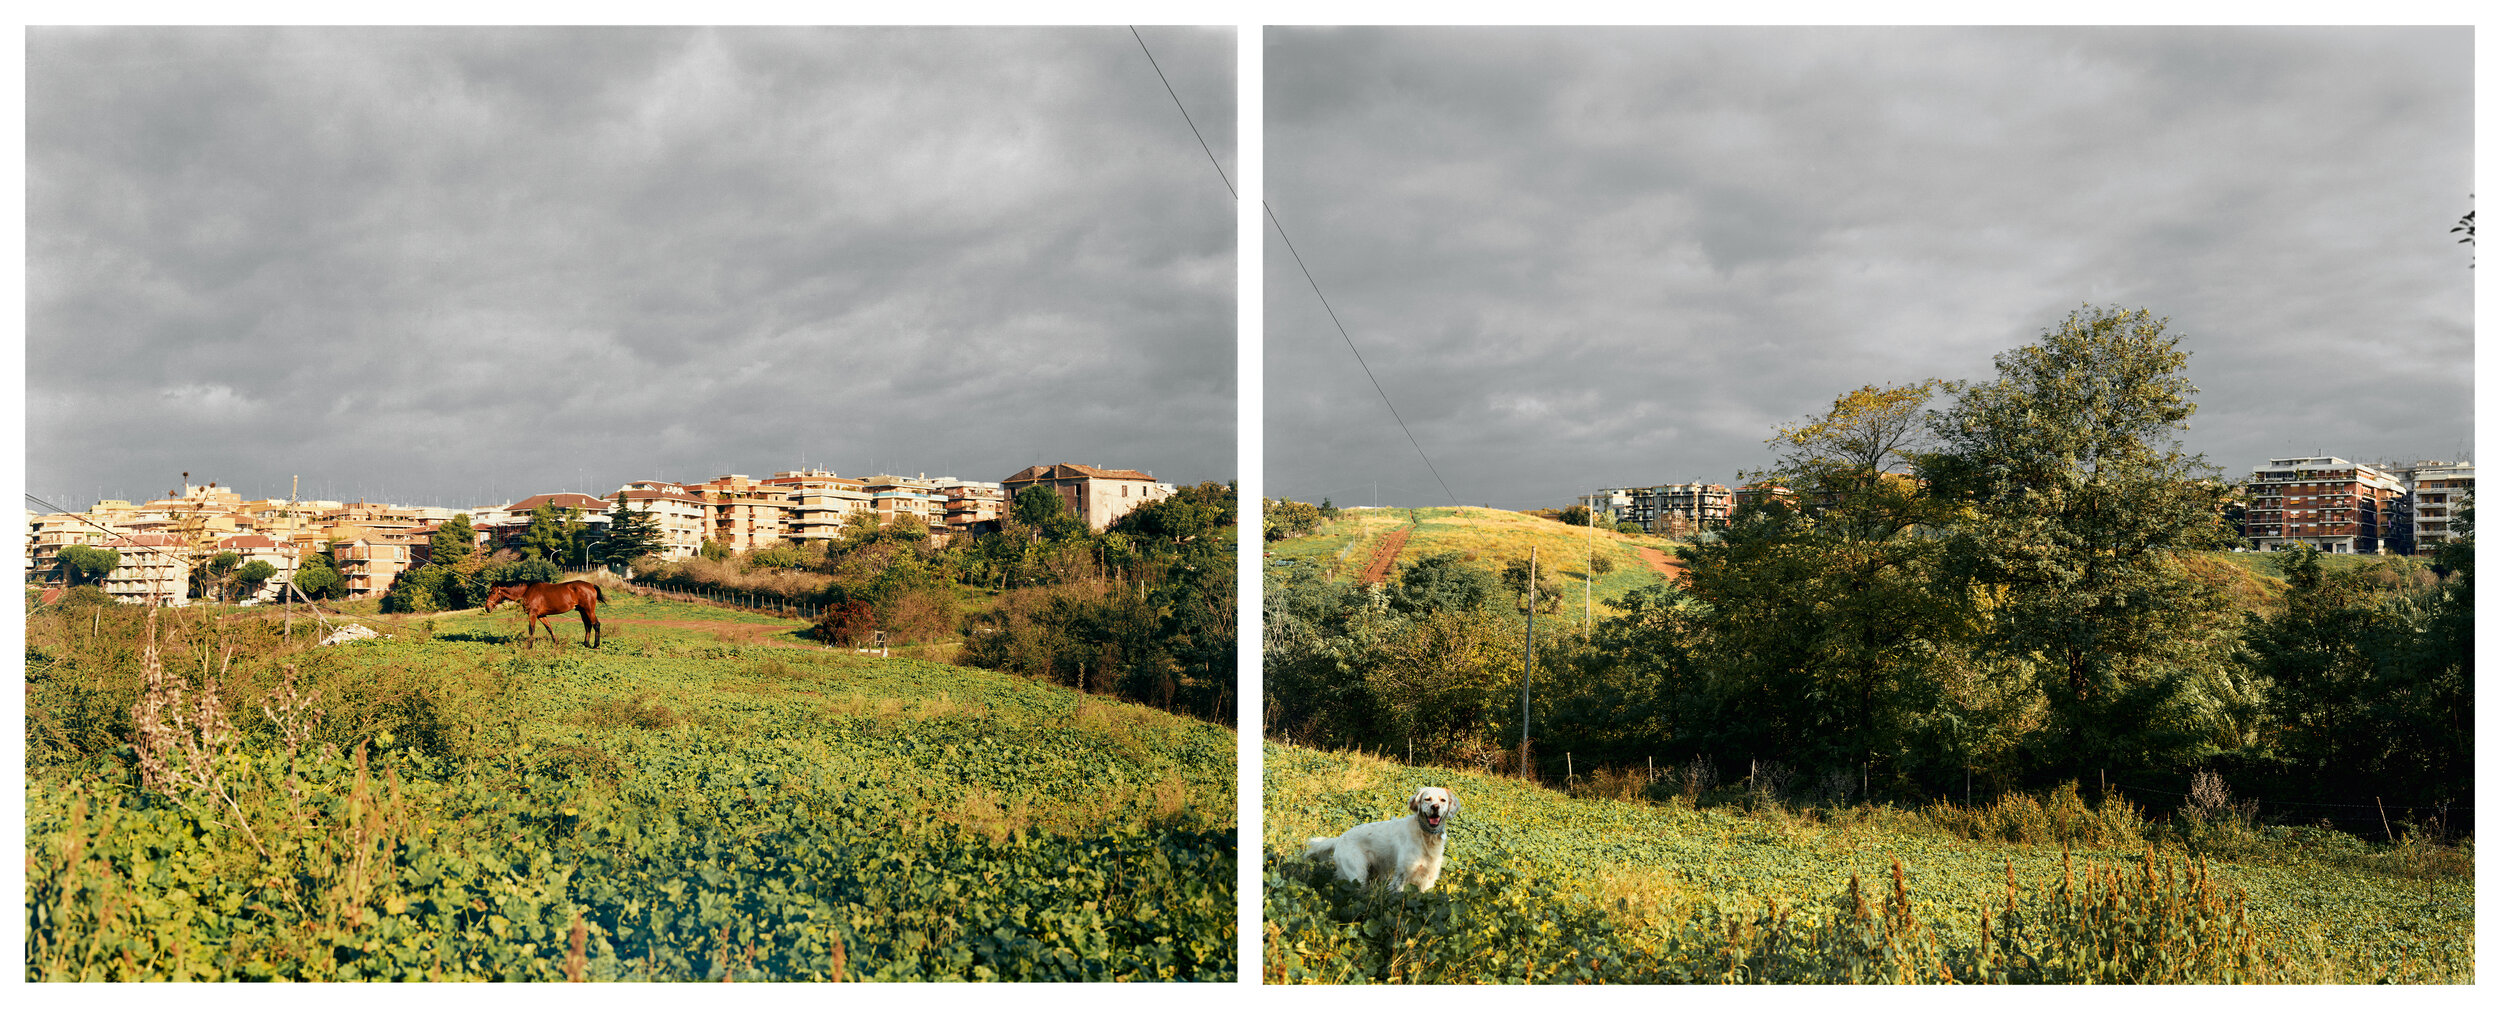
[1304,786,1459,891]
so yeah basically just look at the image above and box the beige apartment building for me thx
[761,470,872,545]
[613,481,711,559]
[936,479,1008,536]
[690,476,789,553]
[1001,463,1175,531]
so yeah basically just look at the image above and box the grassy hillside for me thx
[1263,742,2471,984]
[26,591,1235,981]
[1266,507,1675,618]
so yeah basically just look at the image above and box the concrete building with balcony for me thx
[689,476,790,553]
[1578,482,1735,537]
[96,533,194,605]
[2384,460,2475,551]
[1000,463,1174,531]
[2241,456,2407,554]
[612,481,711,559]
[760,470,872,545]
[935,479,1008,537]
[861,474,945,531]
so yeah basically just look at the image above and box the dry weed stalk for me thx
[128,608,268,858]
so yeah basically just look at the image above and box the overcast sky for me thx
[1264,27,2473,511]
[26,26,1235,512]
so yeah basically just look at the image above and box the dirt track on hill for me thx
[1635,545,1688,583]
[1357,527,1411,583]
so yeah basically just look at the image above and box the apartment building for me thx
[761,470,872,545]
[214,533,298,603]
[1000,463,1175,530]
[2241,456,2407,554]
[689,476,789,553]
[1578,482,1735,536]
[861,474,945,530]
[936,479,1008,537]
[2386,460,2475,550]
[483,492,615,559]
[96,532,193,605]
[613,481,710,559]
[335,534,431,598]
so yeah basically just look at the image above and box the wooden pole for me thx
[1519,545,1536,778]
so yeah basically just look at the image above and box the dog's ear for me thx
[1446,790,1460,816]
[1410,787,1428,813]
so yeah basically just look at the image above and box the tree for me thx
[430,514,478,567]
[55,545,119,586]
[1264,498,1322,542]
[1500,555,1563,614]
[1558,504,1593,527]
[516,503,585,565]
[1386,552,1501,617]
[380,564,458,613]
[190,550,241,603]
[1012,485,1068,527]
[291,548,344,600]
[234,560,277,601]
[595,500,665,566]
[1923,306,2232,773]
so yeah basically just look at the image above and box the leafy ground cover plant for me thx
[27,593,1236,981]
[1262,743,2471,983]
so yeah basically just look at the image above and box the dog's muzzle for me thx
[1420,810,1448,835]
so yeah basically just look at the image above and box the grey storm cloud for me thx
[27,26,1235,511]
[1264,26,2472,510]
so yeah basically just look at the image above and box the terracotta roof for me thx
[1004,462,1156,483]
[217,535,280,550]
[616,489,708,505]
[506,492,610,512]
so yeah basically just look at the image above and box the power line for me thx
[1128,27,1232,200]
[1125,26,1460,510]
[1263,202,1463,509]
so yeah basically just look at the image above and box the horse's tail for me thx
[593,583,607,603]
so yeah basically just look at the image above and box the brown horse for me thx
[483,580,606,648]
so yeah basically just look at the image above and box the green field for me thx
[26,589,1236,981]
[1266,507,1673,618]
[1263,743,2473,984]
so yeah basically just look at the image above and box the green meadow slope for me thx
[26,591,1235,981]
[1265,507,1675,618]
[1263,742,2471,984]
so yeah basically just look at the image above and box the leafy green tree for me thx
[430,514,478,567]
[1614,522,1644,536]
[380,565,458,613]
[234,560,277,601]
[516,503,586,565]
[2241,546,2386,781]
[1924,306,2232,774]
[1264,498,1322,542]
[593,500,664,566]
[1317,497,1340,521]
[290,548,344,600]
[1559,504,1593,527]
[55,545,118,586]
[1012,485,1068,527]
[1112,481,1236,543]
[1386,552,1501,618]
[484,557,563,587]
[1500,555,1564,614]
[698,538,732,562]
[189,550,242,602]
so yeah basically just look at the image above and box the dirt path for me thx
[1357,527,1412,584]
[1635,545,1688,583]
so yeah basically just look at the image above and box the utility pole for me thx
[1519,545,1536,777]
